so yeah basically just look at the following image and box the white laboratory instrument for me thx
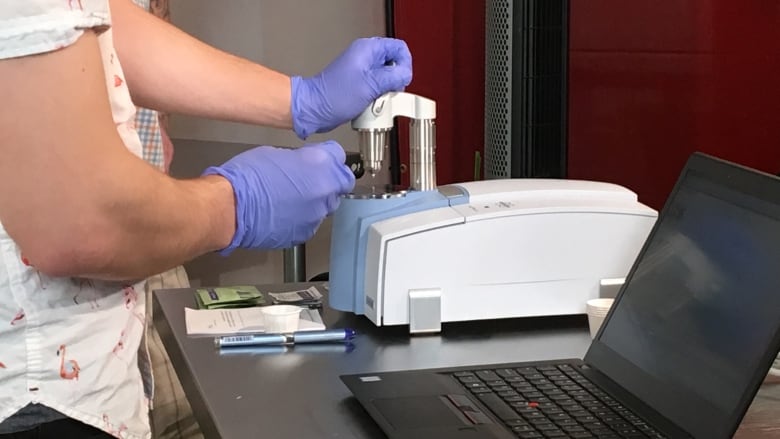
[328,92,657,333]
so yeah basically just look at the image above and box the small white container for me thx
[261,305,303,333]
[586,298,615,339]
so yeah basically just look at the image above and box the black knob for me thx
[346,151,365,179]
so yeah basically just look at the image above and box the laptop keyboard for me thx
[450,364,667,439]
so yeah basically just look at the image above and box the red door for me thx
[568,0,780,209]
[395,1,780,209]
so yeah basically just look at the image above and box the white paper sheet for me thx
[185,307,325,336]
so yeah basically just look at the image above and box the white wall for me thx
[168,0,387,286]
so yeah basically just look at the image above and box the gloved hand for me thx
[202,141,356,255]
[291,37,413,139]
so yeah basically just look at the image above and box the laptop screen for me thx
[586,154,780,438]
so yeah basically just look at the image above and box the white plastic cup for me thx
[586,298,615,339]
[769,355,780,379]
[261,305,303,333]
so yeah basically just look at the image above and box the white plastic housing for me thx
[361,179,658,327]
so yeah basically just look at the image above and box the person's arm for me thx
[0,31,235,280]
[108,0,413,140]
[109,0,293,129]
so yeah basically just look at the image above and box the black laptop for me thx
[341,152,780,439]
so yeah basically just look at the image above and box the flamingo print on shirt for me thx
[112,329,127,357]
[102,414,129,437]
[111,285,144,364]
[0,4,155,433]
[10,309,24,325]
[57,344,80,380]
[3,310,26,369]
[20,255,47,290]
[123,285,137,309]
[72,278,100,309]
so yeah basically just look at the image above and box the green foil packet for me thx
[195,286,266,309]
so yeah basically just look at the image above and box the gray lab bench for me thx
[152,283,780,439]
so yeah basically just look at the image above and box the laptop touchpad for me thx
[373,396,467,428]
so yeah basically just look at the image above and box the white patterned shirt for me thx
[0,1,151,438]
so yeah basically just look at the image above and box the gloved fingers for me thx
[371,64,413,94]
[325,192,342,214]
[296,142,355,195]
[336,163,356,194]
[205,143,356,252]
[315,140,347,164]
[313,141,356,195]
[373,37,413,72]
[368,38,413,92]
[292,217,325,247]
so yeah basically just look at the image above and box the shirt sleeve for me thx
[0,0,110,60]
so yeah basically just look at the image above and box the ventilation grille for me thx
[485,0,513,179]
[484,0,568,179]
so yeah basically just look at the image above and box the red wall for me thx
[393,0,486,186]
[395,1,780,210]
[568,1,780,209]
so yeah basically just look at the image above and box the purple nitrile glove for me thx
[291,37,413,139]
[202,141,356,255]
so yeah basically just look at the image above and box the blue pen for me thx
[218,343,356,356]
[215,328,356,348]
